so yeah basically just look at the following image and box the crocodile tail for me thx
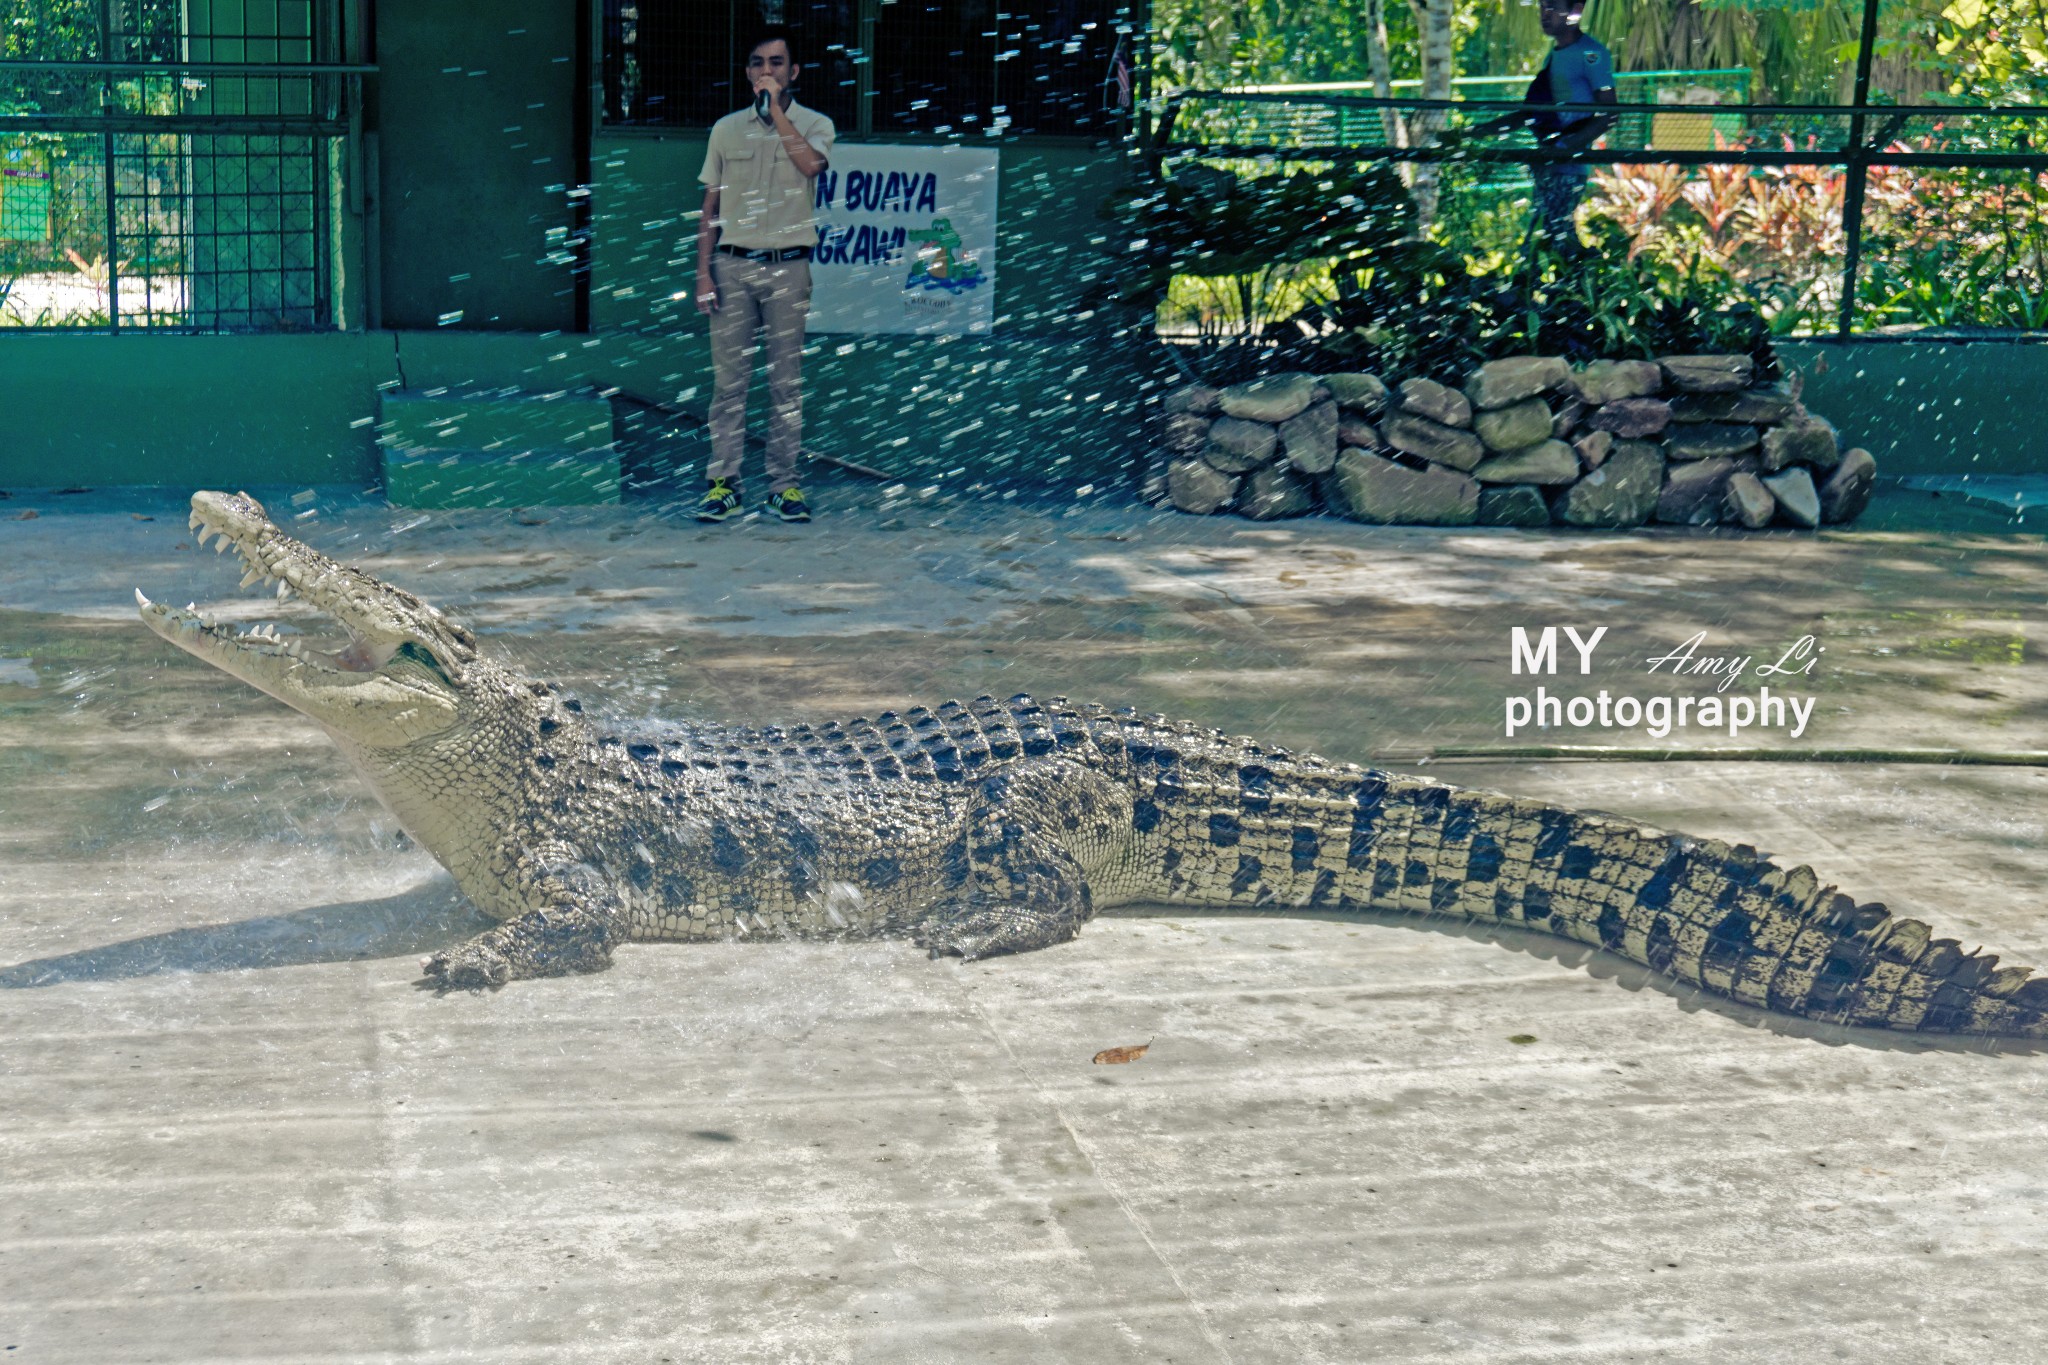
[1160,765,2048,1038]
[1396,789,2048,1038]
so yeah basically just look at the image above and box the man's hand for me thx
[695,270,719,315]
[752,72,786,106]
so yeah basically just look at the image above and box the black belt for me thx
[717,244,812,262]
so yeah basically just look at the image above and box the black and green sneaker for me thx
[694,478,741,523]
[769,487,812,522]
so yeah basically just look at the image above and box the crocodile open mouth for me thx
[134,492,399,677]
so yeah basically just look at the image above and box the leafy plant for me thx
[1584,129,2048,333]
[1101,156,1413,356]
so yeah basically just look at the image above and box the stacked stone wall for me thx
[1147,354,1876,529]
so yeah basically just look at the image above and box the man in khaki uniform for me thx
[692,27,835,523]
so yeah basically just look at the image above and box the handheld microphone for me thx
[754,88,774,121]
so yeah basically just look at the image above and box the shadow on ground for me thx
[0,877,493,987]
[1104,902,2046,1058]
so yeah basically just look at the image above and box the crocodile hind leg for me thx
[423,845,627,988]
[914,765,1124,961]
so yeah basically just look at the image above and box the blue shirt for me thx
[1544,34,1615,113]
[1532,34,1615,179]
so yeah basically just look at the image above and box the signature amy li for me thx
[1645,631,1823,693]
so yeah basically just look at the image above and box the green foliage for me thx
[1275,232,1775,378]
[1856,161,2048,328]
[1582,135,2048,332]
[1148,0,1433,90]
[1926,0,2048,98]
[1101,157,1413,329]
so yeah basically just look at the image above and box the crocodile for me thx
[134,489,2048,1036]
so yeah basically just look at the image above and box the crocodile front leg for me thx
[423,842,627,988]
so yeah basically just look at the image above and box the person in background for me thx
[692,27,835,524]
[1467,0,1619,255]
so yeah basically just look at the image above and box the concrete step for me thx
[377,386,621,508]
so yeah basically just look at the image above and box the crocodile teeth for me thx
[135,588,152,609]
[276,580,293,602]
[239,569,263,589]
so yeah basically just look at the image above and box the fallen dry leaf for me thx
[1092,1039,1152,1066]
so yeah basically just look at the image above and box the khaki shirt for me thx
[698,101,835,249]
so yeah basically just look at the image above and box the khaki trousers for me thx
[706,251,811,494]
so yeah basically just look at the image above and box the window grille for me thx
[0,0,363,331]
[601,0,1137,138]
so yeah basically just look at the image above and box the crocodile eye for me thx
[395,641,452,680]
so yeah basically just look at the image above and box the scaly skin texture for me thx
[137,492,2048,1036]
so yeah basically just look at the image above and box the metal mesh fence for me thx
[1150,88,2048,337]
[0,0,348,331]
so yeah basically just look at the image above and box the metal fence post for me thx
[1836,0,1882,339]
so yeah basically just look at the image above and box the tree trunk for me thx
[1408,0,1456,230]
[1362,0,1402,148]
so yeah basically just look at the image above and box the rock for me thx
[1654,457,1741,525]
[1724,471,1776,528]
[1820,447,1877,523]
[1203,415,1278,473]
[1573,429,1614,470]
[1586,397,1672,438]
[1463,355,1569,410]
[1278,400,1339,476]
[1163,384,1221,416]
[1323,372,1388,414]
[1478,485,1553,527]
[1552,397,1586,439]
[1219,373,1317,423]
[1160,413,1211,454]
[1669,382,1798,424]
[1760,417,1840,472]
[1336,416,1380,450]
[1241,464,1317,520]
[1473,397,1554,453]
[1473,439,1580,485]
[1327,448,1479,525]
[1661,353,1754,393]
[1381,412,1486,472]
[1397,376,1473,428]
[1553,442,1664,527]
[1168,459,1239,515]
[1763,467,1821,527]
[1569,358,1664,405]
[1310,383,1332,404]
[1663,422,1760,461]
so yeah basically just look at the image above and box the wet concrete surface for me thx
[1,480,2045,1362]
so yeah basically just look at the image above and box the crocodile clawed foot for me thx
[420,941,513,991]
[914,906,1079,962]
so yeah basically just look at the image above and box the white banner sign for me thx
[806,145,999,336]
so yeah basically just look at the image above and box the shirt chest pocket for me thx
[723,146,763,190]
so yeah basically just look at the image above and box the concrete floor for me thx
[1,479,2045,1363]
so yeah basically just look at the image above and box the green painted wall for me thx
[0,329,2039,491]
[1,333,2041,491]
[0,335,390,488]
[365,0,582,331]
[1782,341,2048,478]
